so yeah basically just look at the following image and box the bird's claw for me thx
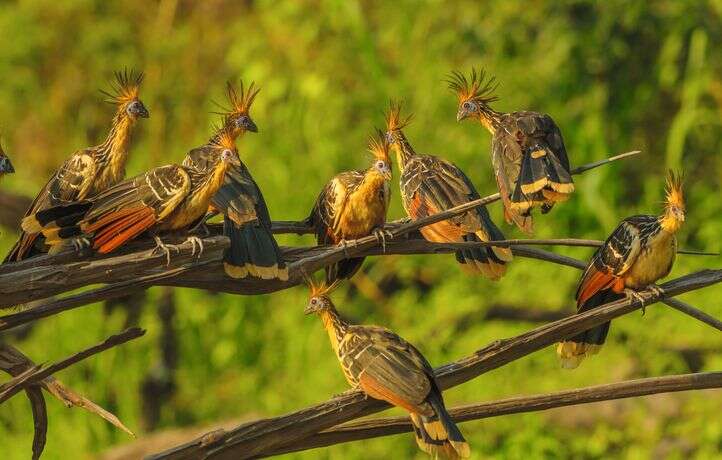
[372,228,394,253]
[647,284,665,298]
[625,288,647,315]
[152,235,180,266]
[71,237,90,253]
[337,239,356,258]
[185,236,205,257]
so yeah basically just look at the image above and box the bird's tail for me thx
[325,257,365,284]
[223,218,288,281]
[510,144,574,215]
[557,289,623,369]
[455,210,512,281]
[410,392,470,459]
[20,202,92,254]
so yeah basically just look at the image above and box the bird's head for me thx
[384,100,413,147]
[368,129,392,181]
[303,276,341,315]
[447,68,499,124]
[664,170,685,223]
[102,69,149,120]
[0,136,14,175]
[210,127,241,168]
[218,80,260,138]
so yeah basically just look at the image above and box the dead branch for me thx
[146,269,722,459]
[0,327,145,404]
[267,371,722,456]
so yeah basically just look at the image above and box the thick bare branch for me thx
[267,371,722,456]
[146,269,722,459]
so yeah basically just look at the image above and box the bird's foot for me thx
[372,228,394,253]
[192,222,211,238]
[646,284,665,298]
[185,236,205,257]
[337,238,356,258]
[152,235,180,266]
[624,288,647,315]
[71,237,91,253]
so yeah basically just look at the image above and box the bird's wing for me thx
[514,111,571,172]
[575,215,654,306]
[311,170,364,243]
[341,325,432,412]
[81,164,190,253]
[28,151,98,215]
[211,163,270,226]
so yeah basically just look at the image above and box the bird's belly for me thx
[624,236,676,289]
[337,196,385,239]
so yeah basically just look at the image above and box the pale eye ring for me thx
[462,101,473,110]
[376,161,385,168]
[311,298,318,305]
[222,149,232,158]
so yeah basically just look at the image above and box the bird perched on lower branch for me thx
[184,81,287,280]
[22,128,240,261]
[305,281,470,459]
[557,171,685,369]
[5,69,149,262]
[450,68,574,233]
[307,130,392,283]
[385,101,511,280]
[0,137,14,179]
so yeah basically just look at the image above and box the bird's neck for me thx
[392,131,416,171]
[659,209,684,234]
[208,127,243,146]
[320,307,348,355]
[98,112,136,177]
[478,111,499,135]
[361,169,388,192]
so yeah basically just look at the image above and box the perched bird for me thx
[305,281,470,459]
[22,128,240,260]
[184,81,287,280]
[307,130,393,283]
[450,68,574,233]
[385,102,511,280]
[0,137,14,178]
[5,70,149,262]
[557,172,685,369]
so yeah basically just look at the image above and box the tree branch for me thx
[146,269,722,459]
[266,371,722,456]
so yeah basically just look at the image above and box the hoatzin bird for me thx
[0,137,14,178]
[557,172,685,369]
[385,102,512,280]
[5,70,148,262]
[307,130,392,283]
[183,81,287,280]
[450,68,574,233]
[305,281,470,459]
[22,127,240,260]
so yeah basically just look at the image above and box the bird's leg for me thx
[71,237,91,254]
[190,211,216,237]
[646,284,665,298]
[624,288,648,315]
[337,238,356,258]
[372,227,394,253]
[152,235,180,266]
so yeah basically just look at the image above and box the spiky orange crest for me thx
[665,170,685,210]
[219,80,260,117]
[446,67,499,105]
[101,69,144,104]
[305,273,341,299]
[385,100,413,132]
[368,129,391,164]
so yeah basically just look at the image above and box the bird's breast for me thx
[624,232,677,288]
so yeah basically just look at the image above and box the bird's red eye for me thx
[311,298,317,304]
[463,101,473,110]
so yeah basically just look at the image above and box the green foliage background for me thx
[1,1,721,458]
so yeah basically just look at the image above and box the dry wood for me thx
[147,269,722,459]
[267,371,722,456]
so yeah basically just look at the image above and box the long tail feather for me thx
[223,219,288,281]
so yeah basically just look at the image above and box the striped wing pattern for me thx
[311,170,365,243]
[338,325,433,414]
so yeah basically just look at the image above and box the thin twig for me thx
[0,327,145,404]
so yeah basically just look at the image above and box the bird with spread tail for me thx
[21,127,240,261]
[305,280,470,459]
[5,70,149,262]
[557,172,685,369]
[385,101,511,280]
[0,137,14,179]
[450,68,574,234]
[307,130,393,283]
[183,81,287,280]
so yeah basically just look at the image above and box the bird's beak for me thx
[303,304,316,315]
[456,108,468,122]
[0,156,14,174]
[238,116,258,133]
